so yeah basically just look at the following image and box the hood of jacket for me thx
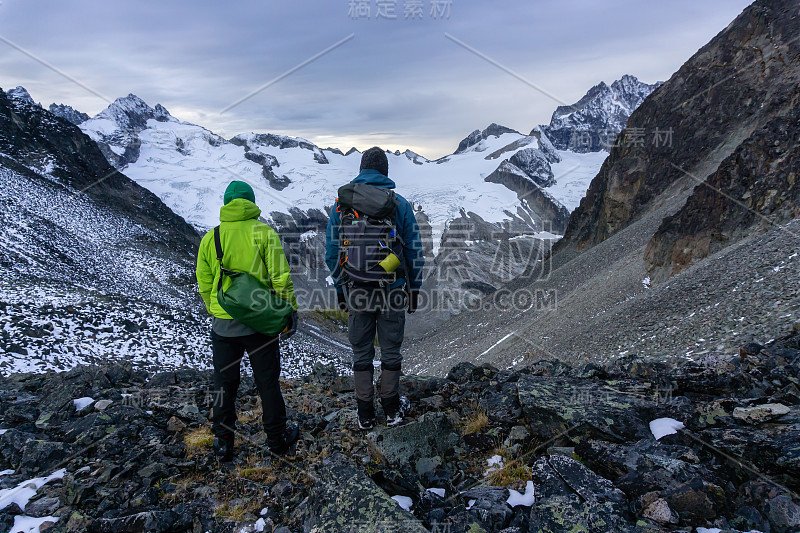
[351,169,396,189]
[220,198,261,222]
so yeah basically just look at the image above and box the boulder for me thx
[638,493,679,525]
[0,428,40,467]
[733,403,791,424]
[402,375,447,401]
[663,477,724,522]
[528,456,632,531]
[304,453,427,532]
[24,496,60,517]
[547,454,626,504]
[166,416,186,433]
[767,495,800,533]
[447,362,497,383]
[480,383,522,425]
[93,400,113,411]
[517,374,663,442]
[4,402,39,424]
[19,439,72,476]
[367,413,460,467]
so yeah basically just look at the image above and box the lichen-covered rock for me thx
[368,412,460,467]
[517,374,664,441]
[304,453,427,533]
[528,456,633,531]
[18,439,72,476]
[480,383,522,425]
[767,495,800,533]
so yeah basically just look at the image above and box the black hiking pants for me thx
[347,286,406,406]
[210,330,286,446]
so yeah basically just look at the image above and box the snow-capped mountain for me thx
[0,87,349,375]
[541,74,661,152]
[72,82,636,320]
[79,98,607,245]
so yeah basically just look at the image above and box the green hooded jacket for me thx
[196,198,298,318]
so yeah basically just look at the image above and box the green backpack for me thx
[213,226,293,336]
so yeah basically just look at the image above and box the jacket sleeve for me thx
[399,199,425,290]
[196,232,214,314]
[325,204,345,293]
[262,227,299,310]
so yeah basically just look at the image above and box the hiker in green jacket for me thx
[196,181,300,460]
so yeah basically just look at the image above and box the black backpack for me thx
[336,182,405,287]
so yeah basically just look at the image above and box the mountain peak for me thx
[454,123,519,154]
[7,86,38,107]
[93,94,175,132]
[48,103,89,125]
[541,74,661,152]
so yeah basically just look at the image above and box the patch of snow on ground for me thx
[485,454,504,475]
[0,468,66,514]
[650,418,685,440]
[506,481,535,507]
[391,495,413,511]
[73,397,95,411]
[11,515,59,533]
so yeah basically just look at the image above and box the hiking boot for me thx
[357,399,376,430]
[269,424,300,456]
[213,435,234,462]
[382,394,409,427]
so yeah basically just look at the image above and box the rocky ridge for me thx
[47,104,89,126]
[541,75,661,153]
[1,327,799,532]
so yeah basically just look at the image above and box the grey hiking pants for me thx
[347,286,406,402]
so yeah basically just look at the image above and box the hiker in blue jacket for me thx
[325,147,424,428]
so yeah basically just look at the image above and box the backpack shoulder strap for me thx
[213,226,224,292]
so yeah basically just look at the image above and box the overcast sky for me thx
[1,0,752,159]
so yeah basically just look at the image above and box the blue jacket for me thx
[326,169,424,293]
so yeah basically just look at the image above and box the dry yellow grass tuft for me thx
[184,426,214,456]
[235,454,277,484]
[214,500,261,521]
[485,447,530,490]
[486,458,530,489]
[462,406,489,435]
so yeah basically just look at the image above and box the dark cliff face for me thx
[554,0,800,257]
[0,87,200,255]
[644,96,800,279]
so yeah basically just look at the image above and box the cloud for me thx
[0,0,752,159]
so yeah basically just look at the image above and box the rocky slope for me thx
[1,329,799,532]
[47,104,89,126]
[644,91,800,280]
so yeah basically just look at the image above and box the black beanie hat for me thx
[360,146,389,177]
